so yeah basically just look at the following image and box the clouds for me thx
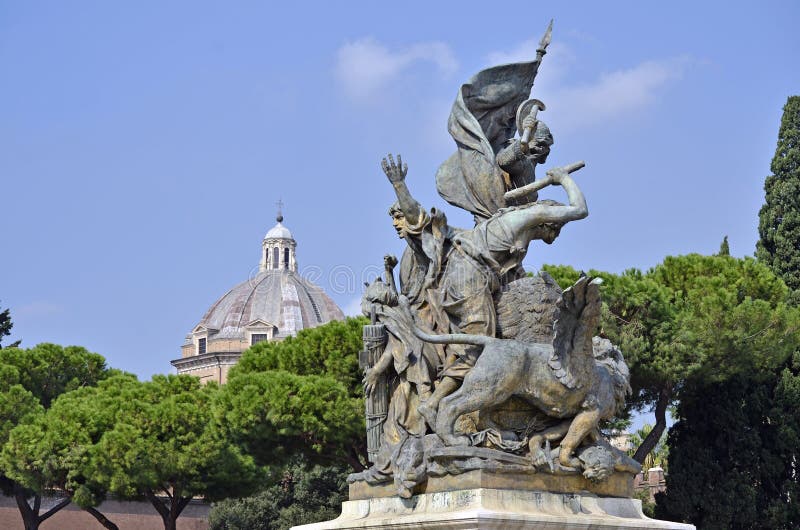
[539,56,690,132]
[335,38,458,101]
[335,33,688,131]
[487,40,689,133]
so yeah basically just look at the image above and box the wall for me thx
[0,496,209,530]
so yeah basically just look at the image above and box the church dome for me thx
[196,270,344,339]
[173,207,345,383]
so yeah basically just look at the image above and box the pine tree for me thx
[717,235,730,256]
[757,96,800,292]
[0,302,20,349]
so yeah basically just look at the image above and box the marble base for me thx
[291,488,694,530]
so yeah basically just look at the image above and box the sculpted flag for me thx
[435,58,543,221]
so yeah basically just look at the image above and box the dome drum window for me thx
[251,334,269,345]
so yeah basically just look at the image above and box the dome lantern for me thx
[260,200,297,272]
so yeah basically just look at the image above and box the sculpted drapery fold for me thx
[436,60,543,221]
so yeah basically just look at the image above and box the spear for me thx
[537,19,553,59]
[517,20,554,147]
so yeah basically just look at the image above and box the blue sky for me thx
[2,1,799,388]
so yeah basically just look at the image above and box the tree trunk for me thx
[346,445,366,472]
[13,488,39,530]
[37,497,70,525]
[145,487,190,530]
[144,489,171,530]
[163,516,177,530]
[84,506,120,530]
[632,385,672,465]
[12,485,71,530]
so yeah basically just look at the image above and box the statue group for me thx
[348,21,642,500]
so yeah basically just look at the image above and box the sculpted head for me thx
[593,337,633,414]
[578,445,616,483]
[361,278,398,316]
[535,222,563,244]
[528,121,553,164]
[388,202,408,238]
[527,199,564,244]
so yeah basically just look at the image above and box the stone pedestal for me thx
[350,467,637,500]
[292,488,694,529]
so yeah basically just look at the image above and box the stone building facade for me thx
[171,212,345,383]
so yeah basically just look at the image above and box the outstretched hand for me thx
[381,154,408,184]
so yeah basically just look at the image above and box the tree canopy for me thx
[208,456,348,530]
[2,373,142,529]
[0,343,116,529]
[757,95,800,294]
[208,317,368,529]
[656,357,800,529]
[232,317,365,396]
[218,317,368,472]
[86,375,260,530]
[0,301,20,349]
[544,254,800,464]
[659,96,800,528]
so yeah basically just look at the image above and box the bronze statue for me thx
[348,21,641,500]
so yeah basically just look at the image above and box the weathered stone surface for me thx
[292,488,694,529]
[347,18,659,518]
[349,468,635,500]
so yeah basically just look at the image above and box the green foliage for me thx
[717,235,730,256]
[1,373,141,506]
[0,385,42,494]
[208,457,348,530]
[766,351,800,527]
[0,302,20,348]
[89,375,259,505]
[757,95,800,293]
[542,255,800,467]
[545,256,798,396]
[221,317,369,471]
[233,317,367,396]
[216,371,363,468]
[0,343,117,526]
[0,343,114,408]
[655,366,800,529]
[0,344,114,478]
[649,255,795,380]
[4,371,262,529]
[633,488,656,519]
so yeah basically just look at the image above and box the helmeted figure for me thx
[349,21,641,502]
[436,21,554,222]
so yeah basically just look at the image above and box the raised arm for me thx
[501,164,588,235]
[382,154,421,225]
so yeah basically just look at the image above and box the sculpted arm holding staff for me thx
[347,22,645,501]
[381,153,589,429]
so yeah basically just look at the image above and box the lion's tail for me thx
[397,295,491,347]
[410,324,492,347]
